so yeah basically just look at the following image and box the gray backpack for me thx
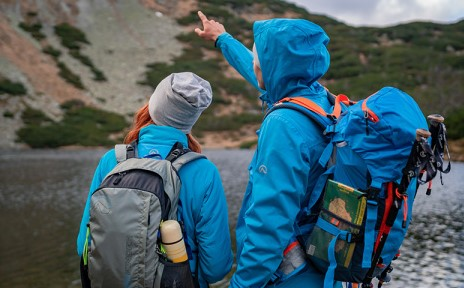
[81,142,204,288]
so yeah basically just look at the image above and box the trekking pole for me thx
[363,129,430,288]
[398,129,431,194]
[427,114,444,162]
[427,114,444,125]
[427,114,451,181]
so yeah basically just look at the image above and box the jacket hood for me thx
[253,19,330,104]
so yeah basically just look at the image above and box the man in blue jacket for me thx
[196,11,341,288]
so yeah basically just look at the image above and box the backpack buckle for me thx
[366,187,380,201]
[326,114,337,123]
[349,233,363,243]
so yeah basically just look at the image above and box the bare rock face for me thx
[0,0,186,148]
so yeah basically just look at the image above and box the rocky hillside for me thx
[0,0,188,148]
[0,0,463,151]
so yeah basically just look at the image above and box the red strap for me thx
[374,183,394,252]
[331,94,351,119]
[283,241,299,256]
[362,95,379,123]
[395,189,408,226]
[279,97,328,116]
[279,94,355,120]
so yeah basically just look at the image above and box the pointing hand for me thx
[194,11,226,42]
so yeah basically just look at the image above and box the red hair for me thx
[124,103,202,153]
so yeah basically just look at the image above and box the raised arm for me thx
[195,11,264,92]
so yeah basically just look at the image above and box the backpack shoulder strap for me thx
[114,140,138,163]
[266,93,353,131]
[166,142,206,171]
[172,152,206,171]
[267,97,333,130]
[268,98,332,130]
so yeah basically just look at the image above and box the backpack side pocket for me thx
[155,257,195,288]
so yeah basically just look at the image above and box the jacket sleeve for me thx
[229,114,312,288]
[216,32,265,93]
[76,150,117,256]
[192,160,234,283]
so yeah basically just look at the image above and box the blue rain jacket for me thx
[76,125,233,287]
[217,19,341,288]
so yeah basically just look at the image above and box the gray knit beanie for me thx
[148,72,212,134]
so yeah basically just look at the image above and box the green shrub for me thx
[141,50,257,106]
[194,113,262,132]
[176,32,217,50]
[21,107,52,125]
[69,50,93,66]
[60,99,86,110]
[0,78,27,95]
[217,77,256,97]
[42,45,62,59]
[68,45,107,81]
[18,104,128,148]
[54,23,90,50]
[91,68,107,81]
[57,61,85,89]
[19,22,46,40]
[3,111,14,118]
[444,107,464,139]
[445,55,464,69]
[239,139,257,149]
[178,5,252,42]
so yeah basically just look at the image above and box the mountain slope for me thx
[0,0,185,148]
[0,0,462,150]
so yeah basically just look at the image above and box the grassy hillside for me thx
[2,0,463,149]
[142,0,464,139]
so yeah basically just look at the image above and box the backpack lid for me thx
[337,87,428,184]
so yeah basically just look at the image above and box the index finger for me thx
[197,11,208,22]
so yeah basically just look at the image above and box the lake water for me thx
[0,149,462,288]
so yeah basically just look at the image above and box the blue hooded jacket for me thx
[76,125,233,287]
[217,19,340,287]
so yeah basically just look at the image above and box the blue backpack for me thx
[270,86,451,288]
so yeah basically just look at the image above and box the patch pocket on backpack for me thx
[305,180,366,271]
[157,257,195,288]
[306,209,363,269]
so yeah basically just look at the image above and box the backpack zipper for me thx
[113,172,126,185]
[362,94,380,135]
[362,95,380,123]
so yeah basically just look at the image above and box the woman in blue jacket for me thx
[76,72,233,287]
[196,12,342,288]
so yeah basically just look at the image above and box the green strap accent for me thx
[159,220,167,255]
[83,226,90,266]
[159,243,167,254]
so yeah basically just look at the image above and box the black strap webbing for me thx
[165,142,191,162]
[126,140,138,159]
